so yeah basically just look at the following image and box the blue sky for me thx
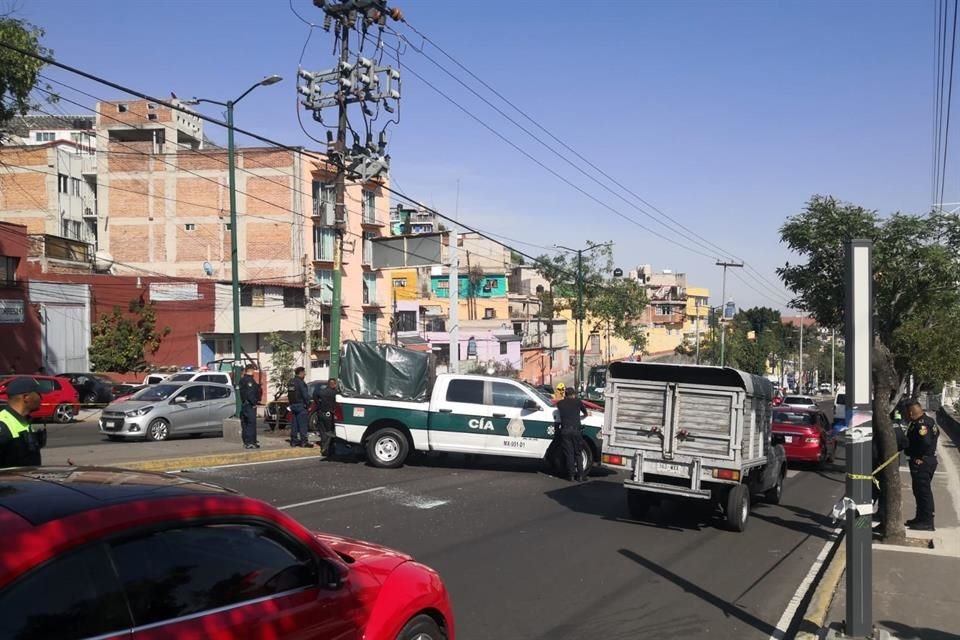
[20,0,946,310]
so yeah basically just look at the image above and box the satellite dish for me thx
[202,261,214,276]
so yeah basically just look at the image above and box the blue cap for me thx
[6,376,40,396]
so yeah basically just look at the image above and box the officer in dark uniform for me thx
[555,387,589,481]
[239,365,261,450]
[287,367,312,448]
[312,378,338,455]
[0,377,45,467]
[904,400,939,530]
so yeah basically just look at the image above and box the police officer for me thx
[555,387,588,482]
[312,378,338,456]
[239,365,261,450]
[287,366,312,448]
[0,377,45,467]
[904,400,939,531]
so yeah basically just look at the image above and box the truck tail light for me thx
[333,404,343,422]
[712,469,741,481]
[602,454,626,466]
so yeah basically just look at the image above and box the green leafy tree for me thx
[89,300,170,373]
[266,333,296,400]
[778,195,960,542]
[0,16,55,138]
[589,278,649,353]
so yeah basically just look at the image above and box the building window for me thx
[392,277,407,288]
[283,288,306,308]
[35,131,55,142]
[184,223,196,231]
[147,113,158,121]
[313,269,333,304]
[224,223,232,231]
[589,334,601,354]
[395,310,417,332]
[362,189,376,224]
[656,304,672,316]
[484,307,495,319]
[240,285,265,307]
[426,317,445,332]
[147,103,157,110]
[362,272,377,305]
[362,313,378,343]
[363,231,375,265]
[71,220,81,239]
[70,177,81,196]
[312,181,336,225]
[436,280,449,291]
[500,341,508,355]
[313,226,335,262]
[117,104,128,113]
[1,256,18,286]
[58,174,68,193]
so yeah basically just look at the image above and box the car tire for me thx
[724,484,750,532]
[396,614,446,640]
[764,469,784,505]
[626,490,654,519]
[309,412,320,434]
[53,403,74,424]
[366,426,409,469]
[82,392,98,405]
[146,418,170,442]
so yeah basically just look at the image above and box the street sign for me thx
[0,299,24,323]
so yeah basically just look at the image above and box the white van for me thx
[834,392,846,422]
[143,373,170,385]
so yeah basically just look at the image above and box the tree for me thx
[778,195,960,542]
[89,300,170,373]
[266,333,296,401]
[0,15,55,139]
[534,242,648,356]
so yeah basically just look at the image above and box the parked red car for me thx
[0,467,455,640]
[772,407,836,465]
[0,375,80,423]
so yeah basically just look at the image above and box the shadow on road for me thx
[750,503,837,541]
[617,548,778,636]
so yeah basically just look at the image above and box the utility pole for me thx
[799,314,804,393]
[831,327,836,393]
[715,260,743,367]
[695,306,701,365]
[303,254,312,374]
[449,231,460,373]
[300,1,403,378]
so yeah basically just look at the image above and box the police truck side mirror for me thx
[523,399,539,411]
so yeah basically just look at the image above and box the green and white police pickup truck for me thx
[334,373,603,473]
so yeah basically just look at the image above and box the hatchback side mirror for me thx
[173,395,188,404]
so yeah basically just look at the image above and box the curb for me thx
[795,533,847,640]
[114,447,323,472]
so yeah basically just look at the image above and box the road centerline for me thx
[278,486,386,511]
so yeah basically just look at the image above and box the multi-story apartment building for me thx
[6,114,97,151]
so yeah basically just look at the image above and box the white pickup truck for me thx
[335,373,603,474]
[600,362,787,531]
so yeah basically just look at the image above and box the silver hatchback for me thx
[99,382,235,441]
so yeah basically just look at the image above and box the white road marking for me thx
[278,486,386,511]
[182,456,322,472]
[786,469,800,479]
[381,487,450,510]
[767,526,842,640]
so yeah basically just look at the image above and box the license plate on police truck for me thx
[656,462,685,476]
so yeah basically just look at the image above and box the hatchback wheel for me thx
[147,418,170,442]
[396,614,446,640]
[53,403,74,424]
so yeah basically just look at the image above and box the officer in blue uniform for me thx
[239,365,261,450]
[287,367,312,448]
[904,400,939,531]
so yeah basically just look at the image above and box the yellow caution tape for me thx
[847,451,900,489]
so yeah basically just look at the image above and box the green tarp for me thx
[339,341,434,401]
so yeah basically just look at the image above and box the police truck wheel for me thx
[396,613,446,640]
[309,412,320,433]
[366,427,409,469]
[578,441,594,478]
[146,418,170,442]
[724,484,750,532]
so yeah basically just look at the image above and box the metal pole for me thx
[226,100,243,416]
[329,20,349,379]
[719,264,727,367]
[449,231,460,373]
[695,307,701,365]
[303,254,312,375]
[799,315,804,393]
[831,328,836,393]
[577,249,584,389]
[843,239,874,638]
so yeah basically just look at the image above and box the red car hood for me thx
[314,532,411,584]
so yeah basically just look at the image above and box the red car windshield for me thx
[773,410,818,425]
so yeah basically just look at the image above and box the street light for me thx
[555,242,614,390]
[183,75,283,415]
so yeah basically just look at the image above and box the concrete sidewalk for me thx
[42,421,323,472]
[819,408,960,639]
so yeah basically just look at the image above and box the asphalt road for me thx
[183,448,847,640]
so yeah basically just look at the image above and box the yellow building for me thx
[558,309,638,370]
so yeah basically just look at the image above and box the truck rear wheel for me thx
[724,484,750,532]
[366,427,409,469]
[764,468,784,505]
